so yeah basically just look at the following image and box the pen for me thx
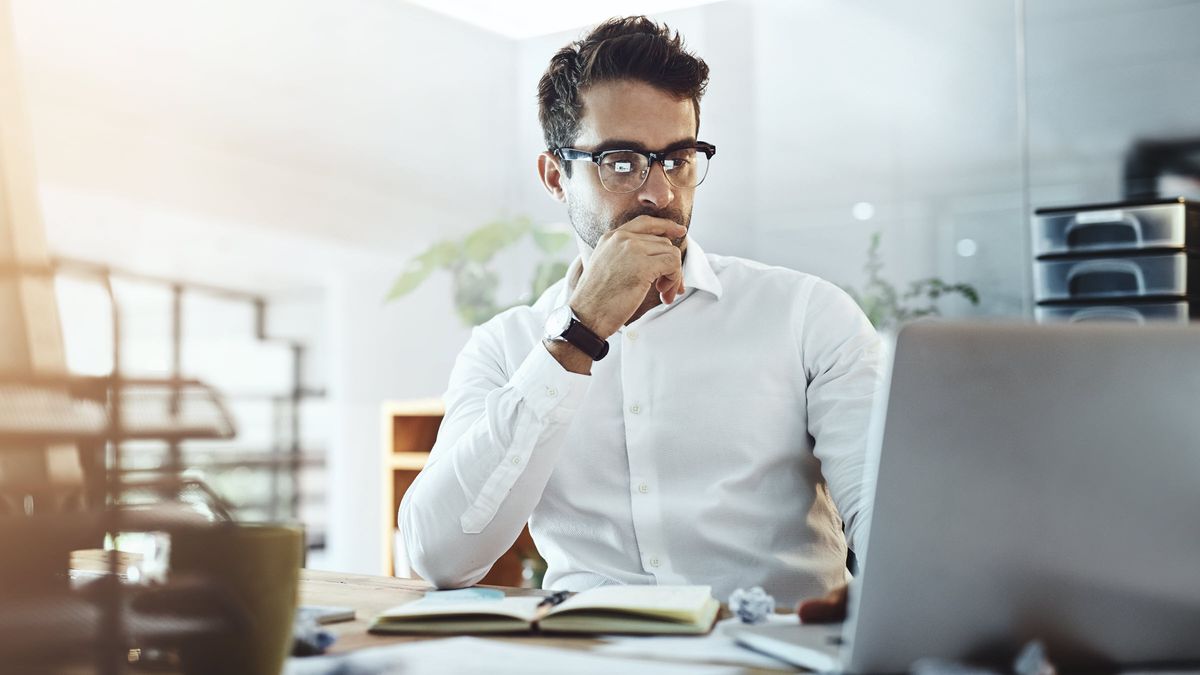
[537,590,571,608]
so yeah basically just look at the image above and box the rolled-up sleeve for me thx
[797,279,884,555]
[399,319,589,588]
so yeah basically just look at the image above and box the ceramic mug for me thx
[168,523,304,675]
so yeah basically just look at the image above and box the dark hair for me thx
[537,16,710,161]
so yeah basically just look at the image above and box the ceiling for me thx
[401,0,722,39]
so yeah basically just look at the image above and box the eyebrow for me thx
[591,138,697,153]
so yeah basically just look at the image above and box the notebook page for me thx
[378,595,543,622]
[547,585,713,619]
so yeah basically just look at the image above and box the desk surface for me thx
[301,568,788,673]
[300,569,562,654]
[69,552,788,672]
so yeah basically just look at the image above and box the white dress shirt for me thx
[399,239,884,606]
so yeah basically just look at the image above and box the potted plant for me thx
[843,232,980,331]
[386,217,574,326]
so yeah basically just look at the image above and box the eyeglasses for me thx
[554,142,716,193]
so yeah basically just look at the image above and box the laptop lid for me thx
[844,322,1200,673]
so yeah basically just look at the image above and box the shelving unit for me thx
[381,399,540,586]
[380,398,443,578]
[0,277,241,673]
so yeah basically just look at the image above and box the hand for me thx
[570,216,687,339]
[796,584,848,623]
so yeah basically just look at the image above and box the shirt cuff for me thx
[508,341,591,421]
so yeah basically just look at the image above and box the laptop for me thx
[734,321,1200,673]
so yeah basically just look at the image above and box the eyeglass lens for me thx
[597,149,710,193]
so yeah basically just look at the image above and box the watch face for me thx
[544,305,573,339]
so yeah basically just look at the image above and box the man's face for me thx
[560,79,697,251]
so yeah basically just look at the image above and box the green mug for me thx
[169,523,304,675]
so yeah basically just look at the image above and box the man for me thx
[399,16,881,620]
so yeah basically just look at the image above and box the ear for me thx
[537,152,567,203]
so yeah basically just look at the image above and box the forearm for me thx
[399,343,588,587]
[543,337,595,375]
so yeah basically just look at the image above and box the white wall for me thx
[511,1,1024,314]
[13,0,1200,573]
[13,0,518,573]
[1025,0,1200,206]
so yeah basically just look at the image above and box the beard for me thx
[567,200,691,250]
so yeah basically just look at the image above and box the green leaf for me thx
[420,240,464,268]
[531,222,573,254]
[384,257,434,301]
[954,284,981,305]
[462,219,530,263]
[531,261,569,301]
[452,263,502,326]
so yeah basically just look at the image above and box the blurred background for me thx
[2,0,1198,576]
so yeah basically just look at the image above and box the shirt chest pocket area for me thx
[649,385,806,468]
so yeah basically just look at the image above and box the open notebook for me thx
[370,585,720,636]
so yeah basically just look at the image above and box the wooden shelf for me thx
[380,400,443,577]
[380,399,539,587]
[388,452,429,471]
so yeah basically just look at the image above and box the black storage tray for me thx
[1033,251,1197,302]
[1032,198,1197,259]
[1035,300,1195,324]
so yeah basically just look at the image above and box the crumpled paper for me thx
[728,586,776,624]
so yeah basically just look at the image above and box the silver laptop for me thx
[735,321,1200,673]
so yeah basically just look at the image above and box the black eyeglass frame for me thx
[553,142,717,192]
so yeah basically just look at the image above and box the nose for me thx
[636,161,674,209]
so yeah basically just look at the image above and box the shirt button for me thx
[638,482,649,494]
[630,404,641,415]
[650,558,661,568]
[511,456,521,465]
[627,330,639,341]
[546,386,557,397]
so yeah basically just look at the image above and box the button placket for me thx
[621,323,669,580]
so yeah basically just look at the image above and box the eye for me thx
[663,149,696,172]
[612,161,634,174]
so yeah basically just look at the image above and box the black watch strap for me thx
[562,317,610,361]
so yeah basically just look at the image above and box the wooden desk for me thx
[304,569,595,655]
[301,568,788,673]
[65,554,785,672]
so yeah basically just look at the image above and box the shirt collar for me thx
[680,238,723,300]
[555,237,724,307]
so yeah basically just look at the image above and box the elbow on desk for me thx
[408,544,490,589]
[399,500,489,589]
[418,564,487,590]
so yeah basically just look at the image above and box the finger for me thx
[618,215,688,240]
[656,275,677,304]
[657,266,684,304]
[654,254,685,301]
[649,249,683,284]
[612,231,688,249]
[797,598,842,623]
[665,282,681,305]
[796,587,848,624]
[597,223,677,246]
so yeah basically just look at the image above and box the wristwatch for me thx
[544,305,610,361]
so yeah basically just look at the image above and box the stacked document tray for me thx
[1033,198,1199,324]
